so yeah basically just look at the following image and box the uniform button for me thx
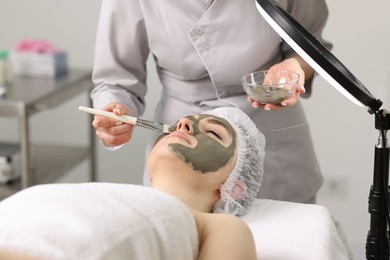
[218,91,226,97]
[190,31,197,38]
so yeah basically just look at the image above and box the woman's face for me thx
[148,114,237,190]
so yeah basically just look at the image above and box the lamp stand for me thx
[366,109,390,259]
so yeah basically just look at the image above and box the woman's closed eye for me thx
[206,128,222,140]
[201,120,232,147]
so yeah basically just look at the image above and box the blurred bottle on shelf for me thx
[0,50,13,96]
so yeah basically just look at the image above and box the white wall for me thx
[1,1,389,258]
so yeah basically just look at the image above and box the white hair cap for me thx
[203,107,265,216]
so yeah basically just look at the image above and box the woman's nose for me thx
[176,117,193,135]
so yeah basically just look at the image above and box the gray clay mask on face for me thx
[168,115,236,174]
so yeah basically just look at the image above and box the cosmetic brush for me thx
[78,106,173,134]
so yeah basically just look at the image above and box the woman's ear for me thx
[229,180,247,200]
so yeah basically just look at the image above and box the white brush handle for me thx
[78,106,137,125]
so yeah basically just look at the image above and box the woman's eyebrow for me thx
[206,118,232,137]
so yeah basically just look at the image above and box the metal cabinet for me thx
[0,70,96,199]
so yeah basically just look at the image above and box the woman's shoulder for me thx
[192,210,250,233]
[192,211,257,260]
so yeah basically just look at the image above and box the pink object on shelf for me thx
[14,39,61,54]
[10,39,68,78]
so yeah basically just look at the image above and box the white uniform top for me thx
[91,0,331,202]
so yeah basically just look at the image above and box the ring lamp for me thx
[255,0,382,113]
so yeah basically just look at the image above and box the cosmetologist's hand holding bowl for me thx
[241,70,300,104]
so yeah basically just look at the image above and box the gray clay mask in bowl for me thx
[241,70,300,104]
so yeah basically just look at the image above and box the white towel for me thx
[0,183,199,260]
[0,183,354,260]
[241,199,354,260]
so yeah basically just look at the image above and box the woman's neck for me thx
[152,179,217,213]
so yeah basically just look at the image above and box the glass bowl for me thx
[241,70,300,104]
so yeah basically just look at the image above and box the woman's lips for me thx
[167,131,191,144]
